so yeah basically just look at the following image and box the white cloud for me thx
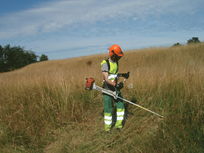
[0,0,201,39]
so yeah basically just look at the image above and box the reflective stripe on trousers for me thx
[104,113,112,131]
[115,108,125,128]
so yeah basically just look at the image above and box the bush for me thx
[40,54,48,61]
[187,37,200,44]
[172,42,181,47]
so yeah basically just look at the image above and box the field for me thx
[0,43,204,153]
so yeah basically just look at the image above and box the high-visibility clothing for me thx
[103,94,125,131]
[101,59,125,131]
[101,59,118,91]
[101,59,118,75]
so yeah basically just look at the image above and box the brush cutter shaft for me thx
[117,97,164,118]
[92,83,164,118]
[93,84,117,99]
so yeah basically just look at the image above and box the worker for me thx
[101,44,129,132]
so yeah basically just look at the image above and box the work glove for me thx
[115,82,124,90]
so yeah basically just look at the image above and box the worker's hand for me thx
[116,82,124,89]
[112,81,117,87]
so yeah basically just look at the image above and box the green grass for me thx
[0,43,204,153]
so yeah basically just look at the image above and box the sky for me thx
[0,0,204,59]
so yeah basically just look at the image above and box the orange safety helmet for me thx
[109,44,124,57]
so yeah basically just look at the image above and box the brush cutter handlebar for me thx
[117,72,130,79]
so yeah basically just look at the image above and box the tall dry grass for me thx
[0,43,204,153]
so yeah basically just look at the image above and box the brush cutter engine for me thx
[85,77,95,90]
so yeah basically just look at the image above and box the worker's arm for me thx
[102,72,116,87]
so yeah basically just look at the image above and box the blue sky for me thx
[0,0,204,59]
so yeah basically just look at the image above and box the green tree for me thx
[0,45,38,72]
[0,45,6,72]
[39,54,48,61]
[187,37,200,44]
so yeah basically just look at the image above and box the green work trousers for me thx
[103,94,125,131]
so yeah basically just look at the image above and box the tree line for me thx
[0,45,48,72]
[173,37,201,46]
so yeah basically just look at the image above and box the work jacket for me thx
[101,59,118,91]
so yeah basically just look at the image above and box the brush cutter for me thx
[85,78,164,118]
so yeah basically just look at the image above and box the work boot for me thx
[104,124,111,132]
[115,120,123,129]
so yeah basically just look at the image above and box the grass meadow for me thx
[0,43,204,153]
